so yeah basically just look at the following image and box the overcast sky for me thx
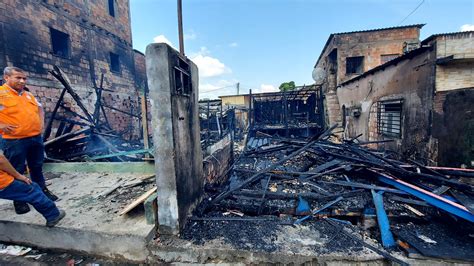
[130,0,474,99]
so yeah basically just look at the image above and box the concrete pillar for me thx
[145,43,203,235]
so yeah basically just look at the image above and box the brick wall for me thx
[435,32,474,58]
[436,62,474,92]
[433,33,474,92]
[315,26,421,86]
[334,27,420,85]
[316,26,421,133]
[0,0,145,140]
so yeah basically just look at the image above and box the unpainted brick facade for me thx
[0,0,147,139]
[313,25,422,129]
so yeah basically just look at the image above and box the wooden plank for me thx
[119,187,157,216]
[44,127,91,146]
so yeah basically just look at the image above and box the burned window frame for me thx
[345,56,364,75]
[108,0,116,17]
[172,54,192,97]
[377,99,403,138]
[109,52,121,73]
[50,28,71,58]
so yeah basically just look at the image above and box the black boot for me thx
[14,201,30,214]
[43,188,59,201]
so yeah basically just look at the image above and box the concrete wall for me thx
[337,47,435,160]
[146,43,203,235]
[0,0,145,139]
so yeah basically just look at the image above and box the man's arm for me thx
[0,154,31,185]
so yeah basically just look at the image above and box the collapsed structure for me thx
[0,0,147,143]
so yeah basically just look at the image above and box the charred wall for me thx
[432,88,474,167]
[337,47,435,161]
[0,0,145,139]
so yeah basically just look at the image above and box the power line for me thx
[399,0,425,25]
[200,84,236,94]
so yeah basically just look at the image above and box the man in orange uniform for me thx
[0,66,58,214]
[0,151,65,226]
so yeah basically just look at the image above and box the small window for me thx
[377,99,403,138]
[109,52,120,73]
[173,56,192,96]
[50,28,70,57]
[346,56,364,74]
[108,0,115,17]
[381,54,400,64]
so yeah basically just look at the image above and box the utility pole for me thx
[236,82,240,95]
[177,0,184,56]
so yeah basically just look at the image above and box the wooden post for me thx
[140,89,150,159]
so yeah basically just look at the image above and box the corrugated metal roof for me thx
[330,24,425,36]
[314,24,426,68]
[421,31,474,44]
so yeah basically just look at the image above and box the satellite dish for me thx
[312,67,326,85]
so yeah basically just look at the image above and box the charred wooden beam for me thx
[49,66,96,125]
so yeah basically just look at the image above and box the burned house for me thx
[219,85,325,138]
[312,24,424,127]
[333,31,474,166]
[0,0,146,140]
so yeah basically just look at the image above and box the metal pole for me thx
[283,90,289,137]
[207,100,210,145]
[177,0,185,56]
[249,89,253,130]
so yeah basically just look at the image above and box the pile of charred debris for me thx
[199,99,236,152]
[43,66,152,162]
[183,125,474,263]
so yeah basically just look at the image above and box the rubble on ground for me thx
[183,125,474,263]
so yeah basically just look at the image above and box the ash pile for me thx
[184,125,474,263]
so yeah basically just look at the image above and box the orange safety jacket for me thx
[0,84,42,139]
[0,151,14,189]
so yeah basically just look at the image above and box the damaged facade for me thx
[313,24,423,128]
[314,26,473,166]
[0,0,146,139]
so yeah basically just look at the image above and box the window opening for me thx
[346,56,364,74]
[377,99,403,137]
[50,28,70,57]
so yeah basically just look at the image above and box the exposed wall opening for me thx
[108,0,115,17]
[381,54,400,64]
[346,56,364,74]
[109,52,120,73]
[377,99,403,138]
[50,28,70,58]
[173,55,192,96]
[328,48,338,75]
[342,105,346,128]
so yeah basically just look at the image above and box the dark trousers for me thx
[0,180,59,222]
[2,135,46,188]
